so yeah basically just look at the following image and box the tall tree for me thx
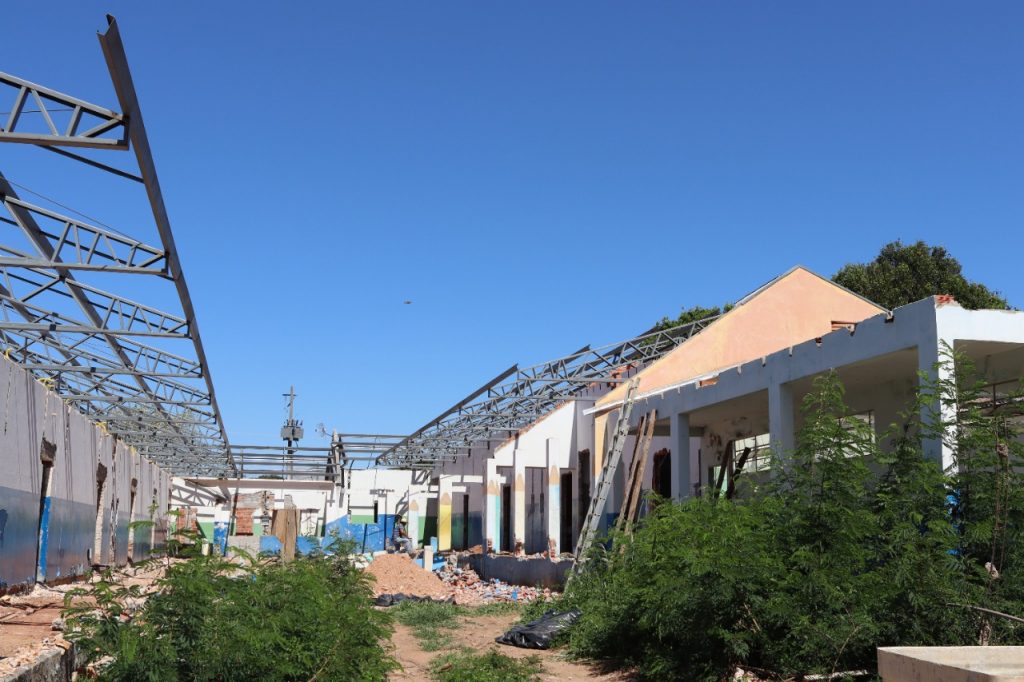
[833,240,1010,310]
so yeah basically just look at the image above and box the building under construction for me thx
[1,14,1023,682]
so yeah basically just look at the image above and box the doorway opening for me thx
[461,494,470,550]
[559,471,572,553]
[652,448,672,499]
[126,479,138,561]
[93,463,108,566]
[525,468,545,554]
[500,484,511,553]
[35,438,56,582]
[577,450,591,532]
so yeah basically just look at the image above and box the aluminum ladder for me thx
[571,376,640,573]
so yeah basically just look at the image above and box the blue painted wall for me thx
[324,514,397,554]
[0,485,41,591]
[38,497,93,582]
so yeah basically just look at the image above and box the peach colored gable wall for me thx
[597,268,884,407]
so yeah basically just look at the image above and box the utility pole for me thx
[280,386,303,478]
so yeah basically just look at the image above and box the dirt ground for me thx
[0,560,173,675]
[388,611,634,681]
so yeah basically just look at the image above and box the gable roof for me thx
[593,266,886,412]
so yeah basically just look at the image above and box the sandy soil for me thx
[0,560,173,675]
[366,554,455,600]
[388,611,634,681]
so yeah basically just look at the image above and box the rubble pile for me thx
[436,564,554,605]
[365,554,454,600]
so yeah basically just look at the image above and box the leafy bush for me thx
[64,539,395,681]
[562,352,1024,680]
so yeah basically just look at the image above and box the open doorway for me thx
[525,468,545,554]
[577,450,591,532]
[500,484,511,552]
[126,479,138,561]
[35,438,56,582]
[652,449,671,499]
[559,471,572,553]
[93,463,108,566]
[461,494,470,550]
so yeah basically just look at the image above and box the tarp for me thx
[495,609,581,649]
[373,593,455,607]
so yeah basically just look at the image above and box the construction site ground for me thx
[0,561,174,677]
[388,609,634,681]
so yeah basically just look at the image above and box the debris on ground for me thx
[0,560,176,677]
[495,609,581,649]
[436,563,554,605]
[365,554,454,600]
[374,593,456,607]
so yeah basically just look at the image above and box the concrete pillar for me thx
[918,334,956,471]
[768,381,795,468]
[213,507,230,556]
[407,497,420,549]
[484,459,500,553]
[670,412,692,501]
[438,476,452,551]
[513,451,526,554]
[546,439,560,557]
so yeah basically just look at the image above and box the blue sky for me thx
[3,2,1022,446]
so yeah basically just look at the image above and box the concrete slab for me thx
[878,646,1024,682]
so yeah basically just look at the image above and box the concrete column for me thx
[546,439,560,557]
[484,459,500,553]
[438,476,452,551]
[513,450,526,554]
[407,496,420,549]
[670,412,691,501]
[768,381,795,468]
[213,507,230,556]
[918,334,956,471]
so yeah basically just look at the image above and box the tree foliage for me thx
[833,240,1010,310]
[558,353,1024,680]
[657,304,733,332]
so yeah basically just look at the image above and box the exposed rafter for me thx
[380,315,719,465]
[0,16,231,475]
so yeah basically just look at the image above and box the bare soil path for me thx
[388,611,634,681]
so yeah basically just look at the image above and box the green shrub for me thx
[64,540,395,681]
[563,353,1024,680]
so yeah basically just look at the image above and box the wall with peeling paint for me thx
[0,353,172,593]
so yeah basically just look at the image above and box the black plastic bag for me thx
[374,593,455,607]
[495,609,581,649]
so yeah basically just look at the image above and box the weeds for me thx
[429,648,542,681]
[561,352,1024,680]
[393,601,463,652]
[64,536,395,681]
[470,601,525,617]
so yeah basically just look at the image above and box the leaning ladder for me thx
[571,377,640,572]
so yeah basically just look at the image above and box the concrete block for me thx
[422,547,433,570]
[0,642,80,682]
[878,646,1024,682]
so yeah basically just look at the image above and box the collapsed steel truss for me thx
[0,17,231,475]
[380,315,720,466]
